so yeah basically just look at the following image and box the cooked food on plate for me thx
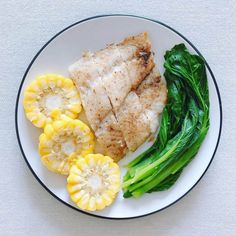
[22,32,209,211]
[67,154,121,211]
[69,32,167,161]
[39,115,94,175]
[23,74,81,128]
[122,44,209,198]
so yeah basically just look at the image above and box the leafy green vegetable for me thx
[122,44,210,198]
[148,170,182,192]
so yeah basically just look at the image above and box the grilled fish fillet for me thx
[69,52,112,131]
[95,112,127,162]
[69,32,167,161]
[116,91,151,151]
[115,68,167,152]
[136,67,167,133]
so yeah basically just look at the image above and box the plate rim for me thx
[15,14,223,220]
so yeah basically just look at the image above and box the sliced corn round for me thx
[23,74,82,128]
[39,116,94,175]
[67,154,121,211]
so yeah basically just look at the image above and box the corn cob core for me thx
[39,116,94,175]
[67,154,121,211]
[23,74,82,128]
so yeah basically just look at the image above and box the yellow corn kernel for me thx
[23,74,82,128]
[39,116,94,175]
[67,154,121,211]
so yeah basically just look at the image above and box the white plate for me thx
[15,15,222,219]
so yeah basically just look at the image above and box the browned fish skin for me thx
[120,32,151,53]
[125,53,154,90]
[120,32,155,90]
[137,67,167,110]
[136,68,167,133]
[115,92,151,152]
[95,112,127,162]
[69,32,167,161]
[114,68,167,152]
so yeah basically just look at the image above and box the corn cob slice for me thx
[67,154,121,211]
[39,116,94,175]
[23,74,82,128]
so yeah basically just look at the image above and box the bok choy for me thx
[122,44,210,198]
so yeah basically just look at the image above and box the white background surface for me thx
[0,0,235,235]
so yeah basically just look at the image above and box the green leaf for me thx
[122,99,199,190]
[148,170,182,192]
[122,43,210,198]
